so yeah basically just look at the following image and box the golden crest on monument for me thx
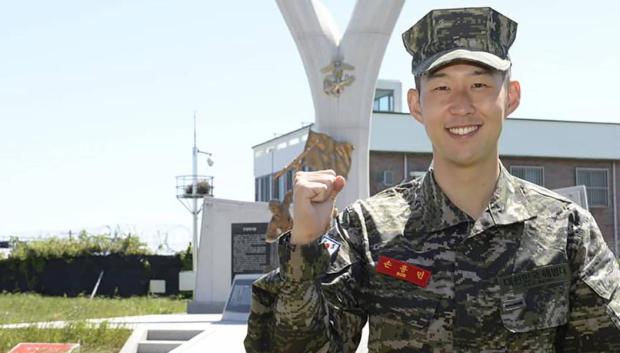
[321,60,355,97]
[266,190,293,243]
[275,129,354,183]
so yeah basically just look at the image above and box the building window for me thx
[381,170,394,186]
[278,176,287,200]
[510,166,544,186]
[272,174,280,200]
[255,175,271,202]
[262,175,271,202]
[576,168,609,207]
[255,178,259,201]
[286,170,294,192]
[373,89,394,112]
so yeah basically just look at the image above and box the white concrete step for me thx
[137,340,183,353]
[146,330,202,341]
[121,328,209,353]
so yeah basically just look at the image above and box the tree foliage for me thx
[8,231,151,261]
[177,242,193,271]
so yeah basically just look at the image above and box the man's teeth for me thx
[448,126,479,136]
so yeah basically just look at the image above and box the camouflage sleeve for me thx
[560,206,620,352]
[244,207,368,353]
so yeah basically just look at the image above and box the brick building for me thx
[253,80,620,256]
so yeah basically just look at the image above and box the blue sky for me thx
[1,1,618,247]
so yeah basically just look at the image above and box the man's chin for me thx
[435,151,477,167]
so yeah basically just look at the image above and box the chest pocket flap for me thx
[498,263,571,333]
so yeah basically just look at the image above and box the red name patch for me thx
[376,256,431,288]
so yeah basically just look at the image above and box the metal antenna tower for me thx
[176,112,214,271]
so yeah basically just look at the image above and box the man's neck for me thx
[432,157,501,220]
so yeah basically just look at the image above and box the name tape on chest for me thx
[376,256,431,288]
[499,263,571,290]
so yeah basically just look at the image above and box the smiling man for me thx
[245,7,620,353]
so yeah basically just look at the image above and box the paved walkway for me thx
[0,313,225,330]
[2,314,370,353]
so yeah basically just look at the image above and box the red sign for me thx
[376,256,431,288]
[9,343,79,353]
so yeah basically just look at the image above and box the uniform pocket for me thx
[366,286,439,350]
[498,265,570,333]
[368,296,438,352]
[366,268,438,328]
[377,293,438,329]
[606,287,620,330]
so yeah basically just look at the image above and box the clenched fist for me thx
[291,170,346,245]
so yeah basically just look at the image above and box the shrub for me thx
[184,180,211,196]
[8,231,151,261]
[177,242,193,271]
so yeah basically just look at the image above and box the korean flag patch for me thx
[320,235,341,256]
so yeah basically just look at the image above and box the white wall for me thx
[499,118,620,159]
[189,198,271,313]
[253,127,309,178]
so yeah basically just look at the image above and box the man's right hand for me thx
[291,170,346,245]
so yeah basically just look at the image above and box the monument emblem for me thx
[276,0,404,208]
[267,130,355,242]
[321,59,355,96]
[266,190,293,242]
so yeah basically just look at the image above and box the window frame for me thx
[575,167,609,208]
[373,89,395,112]
[509,165,545,187]
[382,170,394,186]
[255,175,271,202]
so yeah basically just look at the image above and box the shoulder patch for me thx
[320,235,341,256]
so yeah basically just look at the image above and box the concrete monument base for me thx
[190,198,272,314]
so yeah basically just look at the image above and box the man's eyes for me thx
[472,82,489,88]
[431,83,490,91]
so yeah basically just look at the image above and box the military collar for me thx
[469,163,536,237]
[404,162,536,237]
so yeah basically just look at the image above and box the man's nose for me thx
[448,89,475,116]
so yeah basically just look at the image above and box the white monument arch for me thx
[189,0,405,314]
[276,0,405,207]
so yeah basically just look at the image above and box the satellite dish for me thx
[207,157,214,167]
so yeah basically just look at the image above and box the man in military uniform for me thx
[245,7,620,352]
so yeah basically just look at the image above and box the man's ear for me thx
[407,88,424,124]
[505,80,521,116]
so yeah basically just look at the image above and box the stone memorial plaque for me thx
[231,223,276,279]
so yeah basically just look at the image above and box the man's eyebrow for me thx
[425,71,446,80]
[426,68,494,80]
[471,68,494,76]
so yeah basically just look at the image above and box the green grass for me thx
[0,293,188,352]
[0,292,188,324]
[0,321,131,353]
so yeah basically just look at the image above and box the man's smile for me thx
[446,125,481,138]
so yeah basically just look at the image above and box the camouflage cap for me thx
[402,7,517,76]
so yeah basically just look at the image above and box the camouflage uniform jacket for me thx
[245,164,620,352]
